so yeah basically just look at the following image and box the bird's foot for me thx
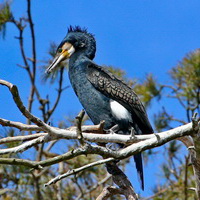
[106,124,120,134]
[130,127,136,139]
[106,129,115,134]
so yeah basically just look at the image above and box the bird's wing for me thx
[86,63,153,134]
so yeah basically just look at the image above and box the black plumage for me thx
[46,26,154,190]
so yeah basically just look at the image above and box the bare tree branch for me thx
[105,162,138,200]
[0,136,46,155]
[0,133,46,144]
[0,122,196,157]
[75,174,112,200]
[190,114,200,199]
[0,120,197,180]
[44,157,115,186]
[0,79,200,199]
[0,79,52,132]
[46,68,66,120]
[26,0,37,119]
[0,157,43,169]
[75,109,85,141]
[0,118,42,131]
[96,186,125,200]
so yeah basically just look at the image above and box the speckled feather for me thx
[86,63,153,134]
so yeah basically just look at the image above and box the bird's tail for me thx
[134,153,144,190]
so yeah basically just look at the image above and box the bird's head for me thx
[46,26,96,74]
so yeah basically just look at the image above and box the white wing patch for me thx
[110,100,132,121]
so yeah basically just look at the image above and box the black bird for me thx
[46,26,153,190]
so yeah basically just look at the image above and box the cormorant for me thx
[46,26,153,190]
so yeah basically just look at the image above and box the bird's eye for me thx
[58,48,62,53]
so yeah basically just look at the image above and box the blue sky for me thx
[0,0,200,197]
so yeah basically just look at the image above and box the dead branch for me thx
[0,136,46,155]
[0,122,196,158]
[0,79,53,133]
[0,116,195,145]
[75,174,112,200]
[96,186,125,200]
[75,109,85,141]
[0,118,42,131]
[190,113,200,199]
[44,157,115,186]
[47,68,66,120]
[1,79,200,200]
[105,162,138,200]
[0,157,43,169]
[0,133,46,144]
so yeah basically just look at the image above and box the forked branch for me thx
[0,79,200,200]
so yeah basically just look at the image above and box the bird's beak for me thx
[45,43,75,74]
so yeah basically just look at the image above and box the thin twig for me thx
[75,174,112,200]
[44,157,115,186]
[141,187,169,200]
[47,68,66,120]
[0,157,43,169]
[0,79,52,132]
[26,0,37,119]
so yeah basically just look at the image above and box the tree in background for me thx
[143,49,200,200]
[0,1,199,200]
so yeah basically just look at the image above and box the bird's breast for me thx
[68,66,115,128]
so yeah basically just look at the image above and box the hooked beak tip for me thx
[45,68,52,74]
[45,54,61,74]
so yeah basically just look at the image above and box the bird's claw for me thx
[130,127,136,139]
[106,129,115,134]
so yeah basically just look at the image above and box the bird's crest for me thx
[67,25,95,37]
[68,25,88,34]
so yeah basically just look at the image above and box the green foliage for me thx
[134,74,162,107]
[153,109,172,132]
[0,128,21,149]
[152,164,196,200]
[167,140,182,160]
[0,1,13,38]
[147,49,200,199]
[169,49,200,115]
[106,65,136,87]
[170,49,200,94]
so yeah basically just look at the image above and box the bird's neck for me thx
[70,38,96,67]
[68,52,88,75]
[69,50,86,64]
[69,48,95,68]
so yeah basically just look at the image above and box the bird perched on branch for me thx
[46,26,153,190]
